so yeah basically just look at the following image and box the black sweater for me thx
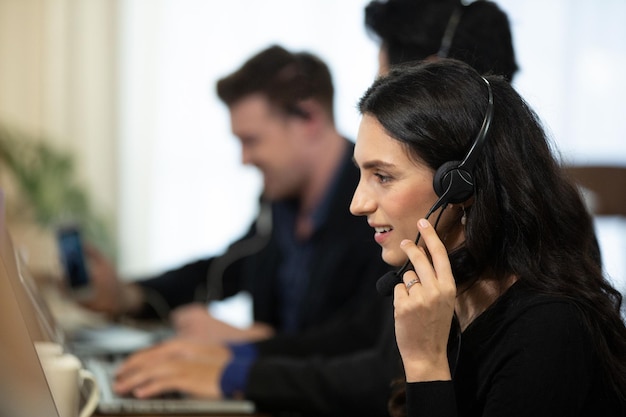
[406,280,625,417]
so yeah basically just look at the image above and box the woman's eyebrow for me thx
[352,156,396,170]
[361,160,395,170]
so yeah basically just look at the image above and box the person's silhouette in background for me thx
[365,0,517,80]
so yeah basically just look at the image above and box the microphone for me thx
[376,269,407,297]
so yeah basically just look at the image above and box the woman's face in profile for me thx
[350,114,439,266]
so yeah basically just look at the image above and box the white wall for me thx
[499,0,626,165]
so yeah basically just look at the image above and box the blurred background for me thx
[0,0,624,295]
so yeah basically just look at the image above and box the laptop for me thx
[83,353,256,414]
[0,198,60,417]
[0,191,255,415]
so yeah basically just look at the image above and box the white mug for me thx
[40,353,99,417]
[34,341,64,358]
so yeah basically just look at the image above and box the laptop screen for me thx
[0,194,60,417]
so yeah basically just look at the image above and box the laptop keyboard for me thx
[82,357,255,414]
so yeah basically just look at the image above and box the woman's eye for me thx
[375,173,392,183]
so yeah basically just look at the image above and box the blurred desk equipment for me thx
[564,165,626,216]
[0,190,256,415]
[564,165,626,309]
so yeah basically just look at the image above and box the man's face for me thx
[229,94,310,201]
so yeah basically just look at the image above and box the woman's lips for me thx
[373,226,393,245]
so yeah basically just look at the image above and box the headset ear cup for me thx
[433,160,461,197]
[433,160,474,204]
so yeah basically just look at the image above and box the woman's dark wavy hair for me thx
[358,58,626,415]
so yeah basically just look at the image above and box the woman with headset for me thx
[350,58,626,416]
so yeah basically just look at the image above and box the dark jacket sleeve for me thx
[255,290,392,358]
[246,309,401,417]
[134,221,261,318]
[134,259,212,318]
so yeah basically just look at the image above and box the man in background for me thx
[84,44,390,342]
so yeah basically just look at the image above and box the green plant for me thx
[0,124,115,258]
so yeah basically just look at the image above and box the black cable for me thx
[197,201,273,303]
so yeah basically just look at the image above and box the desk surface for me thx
[94,414,268,417]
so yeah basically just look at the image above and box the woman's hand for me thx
[393,218,457,382]
[113,338,231,399]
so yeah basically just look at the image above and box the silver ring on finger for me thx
[405,277,420,292]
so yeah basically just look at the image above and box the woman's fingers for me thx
[416,218,451,273]
[393,219,456,382]
[397,219,455,290]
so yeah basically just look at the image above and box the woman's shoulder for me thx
[504,280,580,315]
[485,280,590,346]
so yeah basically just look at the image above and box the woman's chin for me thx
[382,251,407,268]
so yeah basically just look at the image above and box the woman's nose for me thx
[350,183,375,216]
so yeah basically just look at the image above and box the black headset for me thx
[376,76,494,296]
[429,76,493,213]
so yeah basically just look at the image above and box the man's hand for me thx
[172,303,275,344]
[113,338,231,399]
[79,244,139,316]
